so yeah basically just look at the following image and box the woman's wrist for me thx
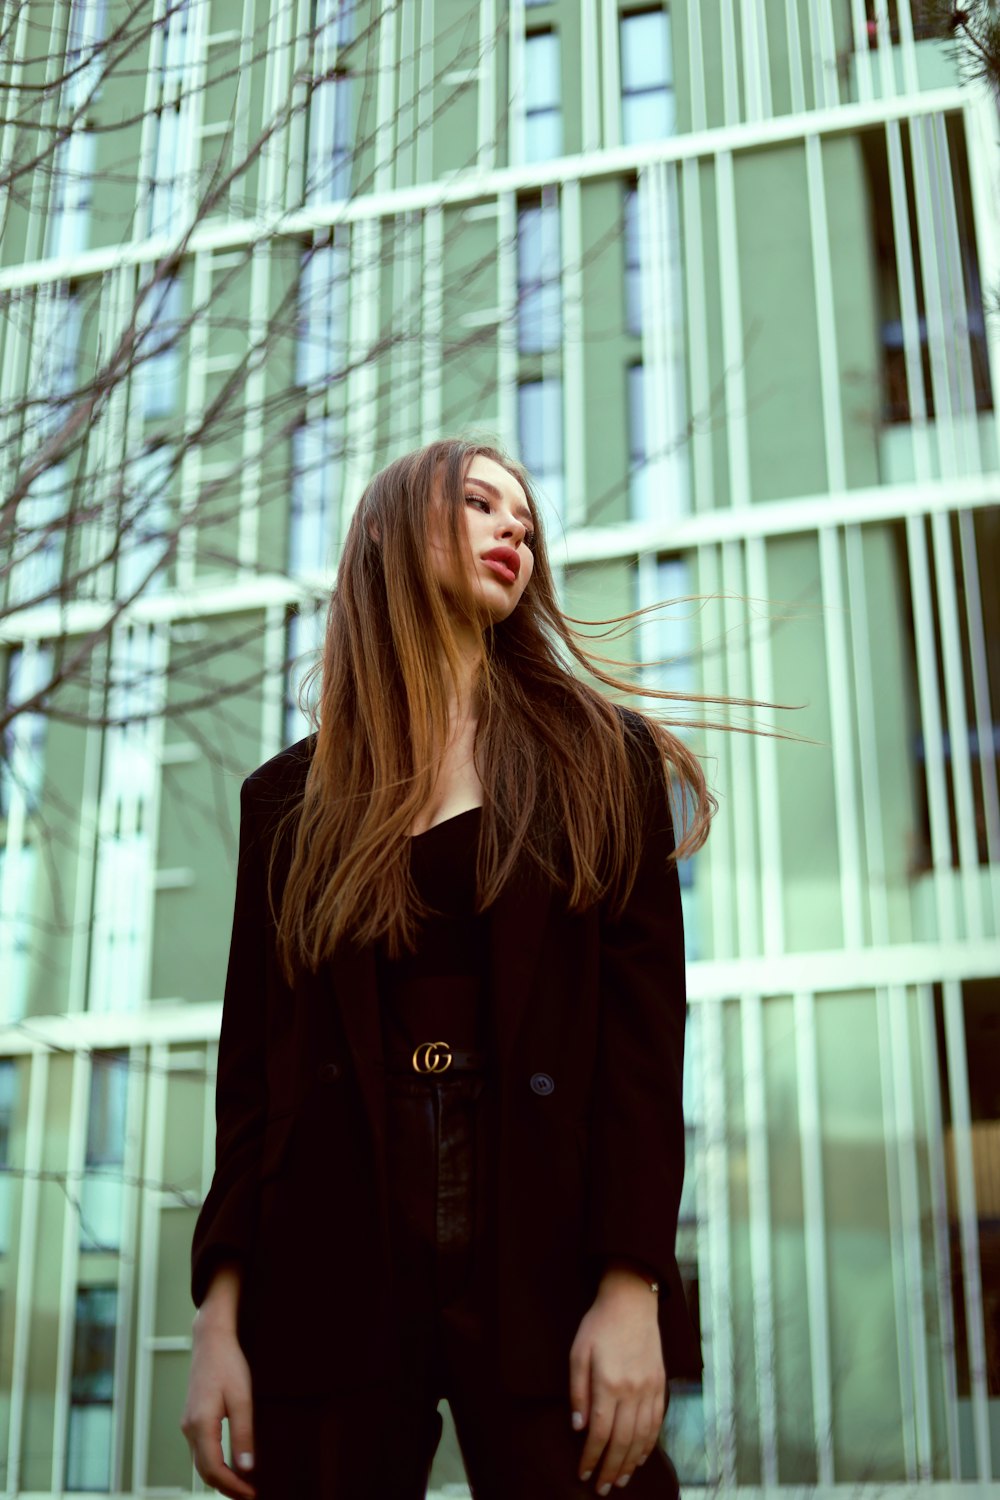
[598,1257,661,1297]
[193,1261,242,1335]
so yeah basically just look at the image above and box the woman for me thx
[182,437,721,1499]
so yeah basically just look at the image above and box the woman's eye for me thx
[465,494,491,513]
[523,531,537,552]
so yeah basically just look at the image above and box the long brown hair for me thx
[272,436,804,980]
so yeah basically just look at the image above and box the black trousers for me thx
[253,1067,681,1499]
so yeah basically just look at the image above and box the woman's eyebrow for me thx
[465,475,533,524]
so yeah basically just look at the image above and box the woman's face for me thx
[429,455,536,623]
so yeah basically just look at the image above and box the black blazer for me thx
[191,708,703,1399]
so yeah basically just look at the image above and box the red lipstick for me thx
[482,546,520,583]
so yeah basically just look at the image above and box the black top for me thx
[376,806,489,1065]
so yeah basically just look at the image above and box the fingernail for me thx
[580,1471,592,1482]
[571,1411,583,1430]
[616,1477,632,1488]
[238,1453,254,1469]
[598,1486,612,1497]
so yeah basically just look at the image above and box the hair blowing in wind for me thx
[269,436,808,981]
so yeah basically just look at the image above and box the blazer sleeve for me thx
[583,713,688,1297]
[190,775,269,1308]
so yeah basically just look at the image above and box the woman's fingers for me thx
[226,1390,256,1481]
[181,1326,257,1498]
[184,1411,257,1499]
[623,1393,657,1473]
[590,1396,637,1494]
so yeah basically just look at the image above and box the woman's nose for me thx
[496,516,526,543]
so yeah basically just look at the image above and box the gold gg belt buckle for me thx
[412,1040,453,1074]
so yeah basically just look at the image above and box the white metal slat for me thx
[914,980,962,1478]
[679,155,713,517]
[908,113,960,480]
[955,508,1000,890]
[887,982,935,1479]
[740,992,778,1485]
[929,508,985,938]
[478,0,497,172]
[580,0,600,153]
[793,989,834,1484]
[111,1040,148,1493]
[49,1049,90,1494]
[717,0,741,129]
[132,1040,169,1491]
[374,0,397,194]
[843,523,890,947]
[927,111,983,475]
[905,513,957,943]
[804,133,846,497]
[874,981,921,1480]
[738,0,772,123]
[818,526,866,949]
[744,533,783,957]
[884,117,935,482]
[561,178,585,530]
[421,205,445,441]
[5,1050,49,1497]
[599,0,620,152]
[714,150,751,511]
[698,544,734,960]
[721,540,758,957]
[701,997,736,1490]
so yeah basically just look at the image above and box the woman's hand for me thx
[568,1271,666,1494]
[181,1281,256,1500]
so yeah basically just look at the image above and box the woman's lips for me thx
[482,557,517,584]
[479,546,521,579]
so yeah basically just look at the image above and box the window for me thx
[306,75,354,203]
[0,647,50,820]
[87,625,160,1013]
[623,183,641,336]
[313,0,355,46]
[80,1052,128,1252]
[289,417,341,576]
[620,9,674,144]
[627,362,648,520]
[296,239,350,388]
[66,1286,117,1490]
[863,0,942,46]
[862,117,993,426]
[896,511,1000,871]
[117,443,172,598]
[145,0,194,238]
[517,193,562,355]
[524,31,562,163]
[8,463,68,609]
[63,0,108,111]
[33,284,82,445]
[46,128,97,259]
[135,274,182,419]
[147,105,182,238]
[284,601,326,746]
[518,378,564,523]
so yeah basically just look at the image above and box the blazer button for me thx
[530,1072,554,1096]
[318,1061,342,1084]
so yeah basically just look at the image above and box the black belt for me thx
[385,1040,490,1075]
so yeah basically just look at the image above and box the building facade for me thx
[0,0,998,1492]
